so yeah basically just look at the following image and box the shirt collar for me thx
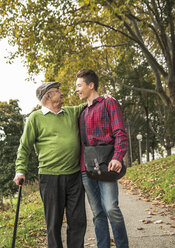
[92,96,104,105]
[41,106,64,115]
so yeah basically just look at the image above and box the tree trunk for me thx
[166,147,172,157]
[145,104,150,162]
[0,195,3,208]
[123,151,130,168]
[152,150,155,160]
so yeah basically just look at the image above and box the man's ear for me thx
[45,92,50,100]
[89,82,95,90]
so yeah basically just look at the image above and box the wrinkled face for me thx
[47,87,64,106]
[75,78,92,100]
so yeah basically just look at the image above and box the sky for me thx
[0,39,44,114]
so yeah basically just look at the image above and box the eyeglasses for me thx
[48,89,60,94]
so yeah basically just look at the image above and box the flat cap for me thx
[36,81,61,101]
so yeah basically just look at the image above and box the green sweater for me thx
[16,104,85,175]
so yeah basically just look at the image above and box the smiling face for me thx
[75,78,93,100]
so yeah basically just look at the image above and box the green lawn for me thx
[0,190,46,248]
[125,154,175,203]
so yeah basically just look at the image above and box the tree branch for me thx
[144,0,172,68]
[80,20,137,43]
[114,78,159,95]
[92,43,128,49]
[102,1,169,78]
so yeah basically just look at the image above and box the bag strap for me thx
[80,110,87,145]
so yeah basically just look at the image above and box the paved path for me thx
[118,182,175,248]
[62,182,175,248]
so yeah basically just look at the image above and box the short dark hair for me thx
[76,69,99,91]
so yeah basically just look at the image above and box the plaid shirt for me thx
[80,96,128,171]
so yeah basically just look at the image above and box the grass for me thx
[0,155,175,247]
[0,182,47,248]
[125,154,175,204]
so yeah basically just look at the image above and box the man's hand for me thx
[108,160,122,173]
[13,175,25,186]
[103,94,115,99]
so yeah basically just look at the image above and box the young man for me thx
[14,82,86,248]
[75,69,129,248]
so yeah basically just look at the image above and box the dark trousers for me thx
[39,172,86,248]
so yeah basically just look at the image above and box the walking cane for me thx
[12,178,24,248]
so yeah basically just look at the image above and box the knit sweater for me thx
[15,104,84,175]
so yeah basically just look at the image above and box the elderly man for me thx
[14,82,86,248]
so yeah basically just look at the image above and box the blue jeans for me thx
[82,172,129,248]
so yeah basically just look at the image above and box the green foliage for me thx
[0,1,175,163]
[0,100,24,200]
[1,0,175,109]
[0,100,38,203]
[126,154,175,203]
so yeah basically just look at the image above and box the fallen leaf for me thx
[137,227,144,230]
[154,220,163,224]
[139,219,152,224]
[110,238,115,246]
[160,212,167,216]
[110,241,115,246]
[3,214,10,219]
[144,220,152,224]
[148,211,155,215]
[8,222,14,226]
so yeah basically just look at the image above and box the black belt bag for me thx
[80,109,126,182]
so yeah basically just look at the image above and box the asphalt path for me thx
[62,181,175,248]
